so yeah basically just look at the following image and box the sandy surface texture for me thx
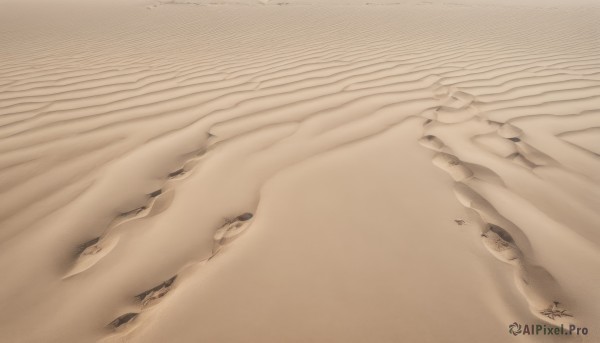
[0,1,599,342]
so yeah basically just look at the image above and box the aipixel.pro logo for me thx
[508,322,589,336]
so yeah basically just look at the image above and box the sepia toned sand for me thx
[0,0,599,342]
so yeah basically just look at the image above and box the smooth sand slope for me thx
[0,0,599,342]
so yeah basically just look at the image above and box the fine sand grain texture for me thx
[0,0,599,342]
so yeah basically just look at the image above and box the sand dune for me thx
[0,0,599,342]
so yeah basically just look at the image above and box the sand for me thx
[0,0,599,342]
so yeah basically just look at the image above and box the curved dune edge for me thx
[1,0,599,342]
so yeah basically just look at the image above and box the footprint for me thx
[462,163,506,187]
[182,157,202,172]
[435,105,478,124]
[421,106,440,120]
[423,88,478,123]
[507,152,537,169]
[136,276,177,308]
[449,91,475,106]
[107,312,139,333]
[168,168,185,179]
[428,81,452,100]
[64,235,120,278]
[167,149,207,181]
[206,133,221,150]
[452,183,499,219]
[74,236,100,256]
[213,213,254,254]
[146,189,175,217]
[497,123,523,140]
[148,189,162,198]
[109,205,150,228]
[120,205,148,218]
[436,89,474,111]
[515,265,575,326]
[481,224,522,265]
[516,142,557,167]
[432,153,474,181]
[108,190,163,228]
[418,135,444,151]
[486,120,503,128]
